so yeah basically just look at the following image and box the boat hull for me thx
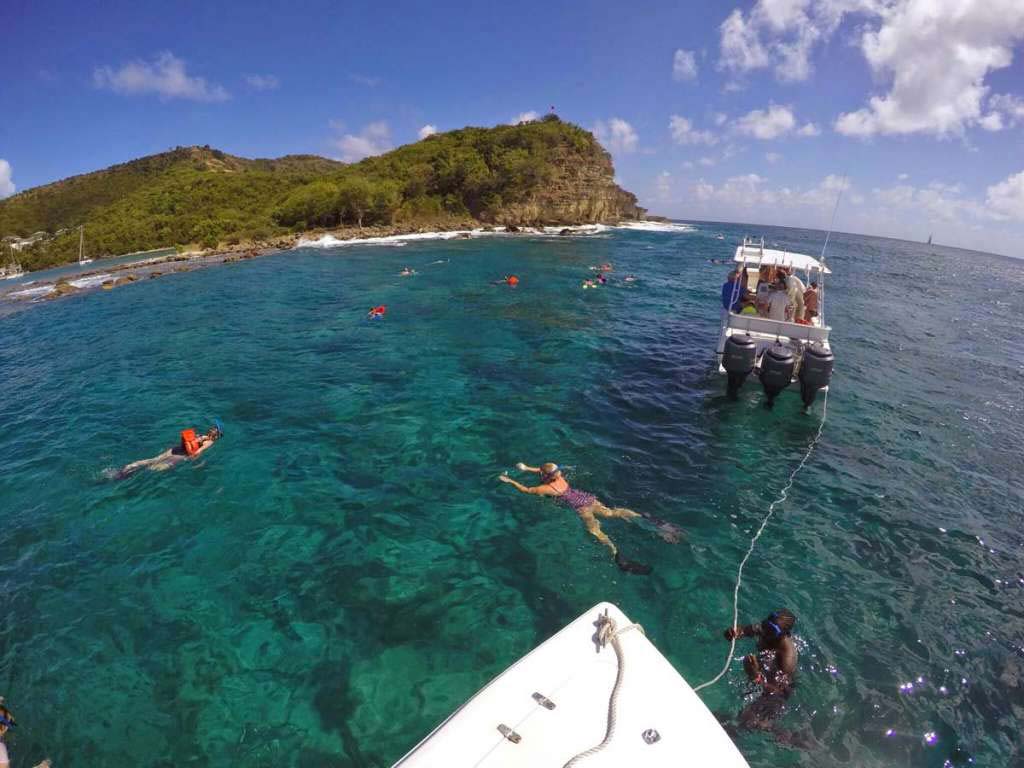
[393,602,750,767]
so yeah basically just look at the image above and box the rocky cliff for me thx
[492,141,644,226]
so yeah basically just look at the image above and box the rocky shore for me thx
[0,218,649,307]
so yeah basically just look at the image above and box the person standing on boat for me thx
[766,278,789,321]
[780,268,806,322]
[803,281,819,322]
[498,462,683,574]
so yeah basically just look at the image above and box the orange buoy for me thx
[507,275,520,286]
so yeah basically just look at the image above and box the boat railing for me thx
[726,312,830,343]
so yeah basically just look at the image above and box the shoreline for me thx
[1,218,681,307]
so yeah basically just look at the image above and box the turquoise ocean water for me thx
[1,223,1022,767]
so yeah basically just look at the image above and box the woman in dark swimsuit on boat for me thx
[499,462,683,574]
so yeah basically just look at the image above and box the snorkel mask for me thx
[0,712,16,730]
[762,612,785,639]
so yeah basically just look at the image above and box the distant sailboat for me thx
[926,233,932,246]
[78,225,93,265]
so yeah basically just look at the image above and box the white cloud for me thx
[672,49,698,81]
[669,115,717,145]
[719,1,1024,138]
[594,118,639,154]
[735,104,796,139]
[796,122,820,136]
[720,9,770,75]
[835,0,1024,137]
[765,152,782,164]
[333,121,392,162]
[989,93,1024,127]
[348,74,382,87]
[93,52,229,102]
[718,0,855,82]
[713,112,728,126]
[688,173,851,211]
[898,173,909,180]
[655,171,673,199]
[418,124,438,139]
[512,111,540,124]
[0,159,14,198]
[699,156,716,167]
[244,74,279,91]
[986,171,1024,220]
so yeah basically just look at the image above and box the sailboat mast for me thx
[79,225,84,262]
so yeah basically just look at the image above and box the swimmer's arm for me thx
[499,475,556,495]
[724,623,760,640]
[516,463,542,473]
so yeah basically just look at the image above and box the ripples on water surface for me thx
[1,224,1022,767]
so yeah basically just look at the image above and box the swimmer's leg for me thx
[580,510,618,556]
[581,508,653,575]
[593,503,684,544]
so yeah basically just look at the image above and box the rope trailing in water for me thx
[562,613,644,768]
[693,390,829,693]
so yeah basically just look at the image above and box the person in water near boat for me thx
[111,425,222,479]
[596,272,607,285]
[0,699,49,768]
[498,462,683,574]
[581,279,596,289]
[714,609,811,747]
[399,266,415,276]
[368,305,387,318]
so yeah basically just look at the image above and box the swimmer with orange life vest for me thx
[368,305,387,318]
[110,424,222,479]
[492,275,520,287]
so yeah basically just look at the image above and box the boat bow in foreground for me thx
[393,602,750,767]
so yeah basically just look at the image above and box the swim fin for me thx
[615,551,653,575]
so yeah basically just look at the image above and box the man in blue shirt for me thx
[721,269,742,320]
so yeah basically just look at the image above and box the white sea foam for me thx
[616,220,695,233]
[296,231,475,248]
[9,285,55,298]
[69,274,113,289]
[296,220,688,250]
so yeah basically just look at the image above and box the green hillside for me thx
[0,116,640,271]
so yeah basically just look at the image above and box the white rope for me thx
[693,389,828,693]
[562,615,644,768]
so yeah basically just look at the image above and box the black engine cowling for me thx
[722,334,756,399]
[759,343,795,407]
[799,342,834,408]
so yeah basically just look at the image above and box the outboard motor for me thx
[799,342,835,409]
[759,343,795,408]
[722,334,756,399]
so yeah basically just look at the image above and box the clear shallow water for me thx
[1,224,1022,767]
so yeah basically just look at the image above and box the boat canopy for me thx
[733,245,832,274]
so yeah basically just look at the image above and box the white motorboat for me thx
[716,237,834,407]
[1,262,25,280]
[393,602,750,768]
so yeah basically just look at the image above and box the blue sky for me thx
[2,0,1024,256]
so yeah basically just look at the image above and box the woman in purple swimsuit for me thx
[499,462,683,574]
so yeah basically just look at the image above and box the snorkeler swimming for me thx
[110,425,223,479]
[498,462,683,574]
[399,267,416,277]
[716,609,811,746]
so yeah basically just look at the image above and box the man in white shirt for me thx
[766,278,790,321]
[781,268,806,321]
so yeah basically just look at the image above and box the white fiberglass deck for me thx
[393,602,750,768]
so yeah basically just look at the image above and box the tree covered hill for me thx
[0,116,641,271]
